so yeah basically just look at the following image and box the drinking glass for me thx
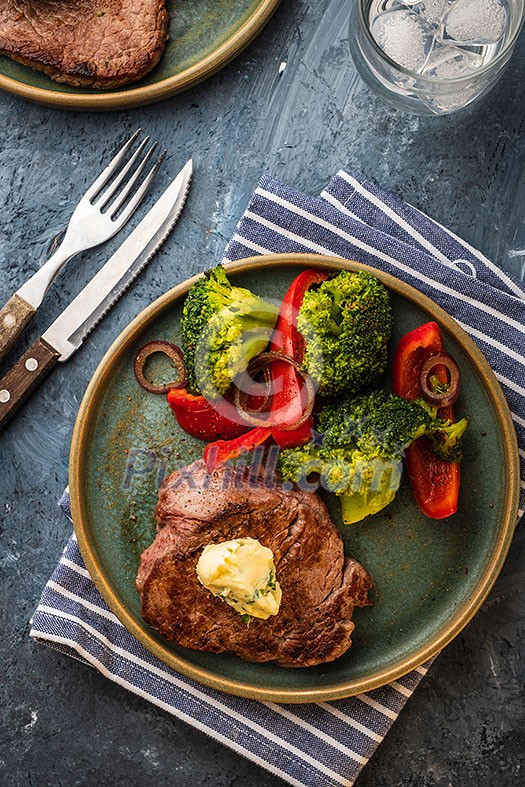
[348,0,525,115]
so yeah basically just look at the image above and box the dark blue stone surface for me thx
[1,1,524,785]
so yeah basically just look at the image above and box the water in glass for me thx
[349,0,524,114]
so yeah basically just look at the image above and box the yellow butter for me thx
[196,537,282,620]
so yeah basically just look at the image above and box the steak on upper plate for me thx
[0,0,169,89]
[136,460,372,668]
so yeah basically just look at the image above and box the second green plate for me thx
[0,0,281,109]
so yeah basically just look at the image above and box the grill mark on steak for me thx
[0,1,169,89]
[136,460,372,668]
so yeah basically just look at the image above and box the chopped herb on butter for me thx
[196,537,282,621]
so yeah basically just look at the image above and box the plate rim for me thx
[0,0,281,110]
[69,253,520,703]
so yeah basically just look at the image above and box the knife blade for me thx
[0,158,192,430]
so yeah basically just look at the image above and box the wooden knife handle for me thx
[0,293,37,362]
[0,337,60,430]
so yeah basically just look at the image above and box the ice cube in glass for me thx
[371,7,434,71]
[443,0,509,45]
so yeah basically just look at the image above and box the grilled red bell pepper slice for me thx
[269,268,329,448]
[204,426,271,471]
[203,268,329,469]
[167,388,248,442]
[392,321,460,519]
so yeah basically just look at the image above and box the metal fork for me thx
[0,129,165,362]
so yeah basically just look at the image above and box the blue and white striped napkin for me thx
[30,171,525,787]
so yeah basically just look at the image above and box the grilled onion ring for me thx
[233,351,315,429]
[420,352,460,407]
[134,341,186,394]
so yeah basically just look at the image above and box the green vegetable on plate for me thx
[297,269,393,398]
[278,389,468,524]
[180,265,279,400]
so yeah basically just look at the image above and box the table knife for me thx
[0,158,192,430]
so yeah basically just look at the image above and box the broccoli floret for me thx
[412,397,469,462]
[318,390,434,456]
[430,420,467,462]
[278,440,403,525]
[278,390,468,524]
[336,452,403,525]
[180,266,279,398]
[278,440,326,483]
[297,270,393,398]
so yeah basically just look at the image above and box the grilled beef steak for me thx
[136,460,372,668]
[0,1,169,89]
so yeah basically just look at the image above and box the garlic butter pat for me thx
[196,537,282,620]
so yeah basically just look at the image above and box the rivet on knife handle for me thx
[0,294,37,362]
[0,338,59,430]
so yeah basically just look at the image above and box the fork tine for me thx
[112,150,167,227]
[82,129,142,203]
[107,140,158,219]
[95,135,151,211]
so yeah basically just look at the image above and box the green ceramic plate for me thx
[70,254,520,703]
[0,0,280,110]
